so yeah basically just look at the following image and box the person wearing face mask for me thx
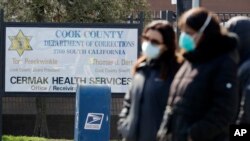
[225,16,250,125]
[117,20,180,141]
[157,7,239,141]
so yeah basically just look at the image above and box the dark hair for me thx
[143,20,176,53]
[132,20,178,80]
[178,7,221,35]
[178,7,239,63]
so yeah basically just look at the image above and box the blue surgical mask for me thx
[142,41,160,59]
[179,32,195,52]
[179,15,212,52]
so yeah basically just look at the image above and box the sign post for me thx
[0,9,4,140]
[74,85,111,141]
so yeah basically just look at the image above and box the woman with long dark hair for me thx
[117,20,180,141]
[158,7,239,141]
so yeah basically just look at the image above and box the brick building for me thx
[148,0,250,12]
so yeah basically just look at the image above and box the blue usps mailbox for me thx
[74,85,111,141]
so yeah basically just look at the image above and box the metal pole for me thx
[176,0,192,37]
[138,11,144,57]
[0,9,4,140]
[0,96,2,140]
[176,0,184,19]
[192,0,200,8]
[176,0,184,37]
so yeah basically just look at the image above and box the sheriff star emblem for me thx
[8,30,32,56]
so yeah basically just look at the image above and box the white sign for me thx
[84,113,104,130]
[5,27,138,93]
[171,0,177,4]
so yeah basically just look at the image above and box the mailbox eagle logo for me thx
[8,30,32,56]
[84,113,104,130]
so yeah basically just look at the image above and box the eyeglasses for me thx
[141,35,163,45]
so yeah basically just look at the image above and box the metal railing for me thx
[127,10,250,25]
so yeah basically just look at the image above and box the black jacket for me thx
[118,59,178,141]
[158,34,239,141]
[226,17,250,124]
